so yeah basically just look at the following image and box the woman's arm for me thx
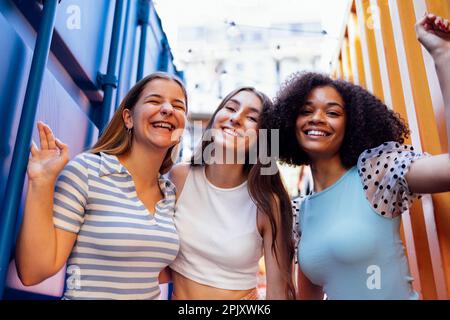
[416,13,450,141]
[406,14,450,194]
[167,163,190,200]
[15,122,77,286]
[258,207,292,300]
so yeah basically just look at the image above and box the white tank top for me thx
[170,166,263,290]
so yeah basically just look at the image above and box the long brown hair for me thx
[191,87,296,299]
[90,72,188,174]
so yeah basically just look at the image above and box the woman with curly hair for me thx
[263,13,450,299]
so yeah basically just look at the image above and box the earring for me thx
[127,127,132,135]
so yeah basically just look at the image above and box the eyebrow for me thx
[143,94,186,105]
[247,107,261,114]
[304,101,344,109]
[228,99,261,114]
[228,98,241,106]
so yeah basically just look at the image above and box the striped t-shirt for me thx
[53,152,179,300]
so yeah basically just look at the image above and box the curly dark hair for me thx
[263,72,410,168]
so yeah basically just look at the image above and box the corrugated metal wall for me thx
[0,0,180,299]
[332,0,450,300]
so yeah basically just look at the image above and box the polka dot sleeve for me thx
[292,197,302,264]
[357,141,428,219]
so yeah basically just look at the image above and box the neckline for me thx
[308,166,356,199]
[202,166,248,192]
[109,153,169,218]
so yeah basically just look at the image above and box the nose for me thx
[309,109,326,124]
[160,102,174,116]
[230,112,241,126]
[230,111,243,127]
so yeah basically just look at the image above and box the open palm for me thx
[28,122,69,181]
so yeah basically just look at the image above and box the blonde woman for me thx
[15,72,188,300]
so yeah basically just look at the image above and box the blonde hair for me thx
[90,72,188,174]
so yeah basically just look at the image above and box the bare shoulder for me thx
[168,162,191,198]
[169,162,191,180]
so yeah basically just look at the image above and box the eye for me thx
[173,104,186,111]
[299,109,312,115]
[327,111,341,117]
[247,116,258,122]
[147,100,161,105]
[225,106,236,112]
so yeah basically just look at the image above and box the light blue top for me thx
[295,142,425,300]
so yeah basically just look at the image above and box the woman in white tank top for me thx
[168,87,295,299]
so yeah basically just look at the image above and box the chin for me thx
[300,142,328,155]
[213,133,233,147]
[215,141,239,152]
[149,139,176,150]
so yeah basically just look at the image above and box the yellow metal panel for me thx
[394,0,450,299]
[375,0,406,113]
[332,0,450,299]
[424,0,450,152]
[355,0,384,99]
[425,0,450,16]
[388,0,439,300]
[370,0,435,298]
[338,57,344,80]
[341,37,353,82]
[347,12,367,88]
[373,0,426,297]
[412,0,450,300]
[396,1,442,154]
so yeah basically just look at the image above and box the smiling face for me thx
[296,85,346,161]
[123,78,187,150]
[211,90,262,155]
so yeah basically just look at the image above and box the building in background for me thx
[154,0,351,175]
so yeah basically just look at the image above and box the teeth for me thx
[153,122,173,130]
[223,128,238,137]
[307,130,328,136]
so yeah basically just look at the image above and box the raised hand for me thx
[415,13,450,57]
[27,122,69,182]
